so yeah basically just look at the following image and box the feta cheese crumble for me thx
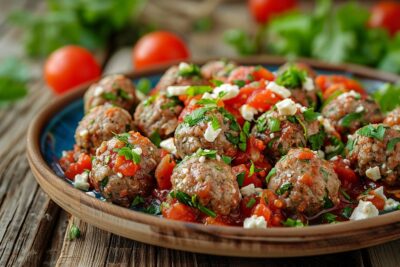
[365,166,381,181]
[73,171,90,191]
[167,85,189,96]
[303,77,315,91]
[240,104,258,121]
[204,121,222,142]
[276,98,297,116]
[132,147,142,155]
[350,200,379,221]
[94,86,104,97]
[160,138,177,155]
[240,184,262,197]
[266,82,291,98]
[243,215,267,229]
[213,84,239,100]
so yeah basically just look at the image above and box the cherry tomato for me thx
[162,202,197,222]
[132,31,190,70]
[155,154,176,190]
[369,1,400,36]
[44,46,101,94]
[64,153,92,180]
[248,0,298,24]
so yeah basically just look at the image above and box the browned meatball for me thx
[134,94,183,139]
[322,91,383,135]
[171,152,240,215]
[200,60,236,80]
[84,75,137,113]
[155,64,209,92]
[384,107,400,128]
[252,103,322,161]
[90,131,161,207]
[174,107,240,159]
[346,124,400,185]
[268,148,341,216]
[75,105,134,154]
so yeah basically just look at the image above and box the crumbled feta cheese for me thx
[320,117,336,133]
[329,156,338,161]
[213,84,239,100]
[94,86,104,97]
[269,133,275,138]
[243,215,267,229]
[266,82,291,98]
[73,171,90,191]
[384,198,400,211]
[350,200,379,221]
[240,184,262,197]
[178,62,190,71]
[202,92,214,99]
[325,145,336,153]
[303,77,315,91]
[276,99,297,116]
[132,147,142,155]
[338,90,360,101]
[240,104,258,121]
[160,138,177,155]
[216,155,221,161]
[79,129,89,137]
[198,156,206,163]
[204,121,222,142]
[365,166,381,181]
[355,105,364,113]
[373,186,387,200]
[117,172,123,178]
[317,150,325,159]
[167,85,190,96]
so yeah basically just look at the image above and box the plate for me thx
[27,57,400,257]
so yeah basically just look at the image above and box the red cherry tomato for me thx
[132,31,190,70]
[248,0,298,24]
[44,46,101,94]
[162,202,197,222]
[155,154,176,190]
[113,155,140,177]
[64,153,92,180]
[369,1,400,36]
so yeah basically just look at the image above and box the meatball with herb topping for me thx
[134,93,183,139]
[346,124,400,185]
[84,74,137,113]
[322,91,383,135]
[170,150,240,215]
[383,107,400,129]
[267,148,341,216]
[90,131,161,207]
[174,105,241,159]
[200,60,236,80]
[75,105,134,154]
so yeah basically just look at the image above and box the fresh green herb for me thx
[236,172,245,187]
[276,182,292,195]
[186,85,213,97]
[102,92,118,101]
[210,116,220,130]
[342,206,353,219]
[282,218,304,227]
[143,94,157,106]
[287,115,297,124]
[373,83,400,113]
[340,112,363,128]
[268,117,281,132]
[295,115,308,139]
[246,198,257,208]
[225,132,239,145]
[322,213,337,223]
[161,96,182,110]
[309,130,325,151]
[211,79,224,87]
[249,161,256,176]
[303,108,320,122]
[256,114,268,132]
[183,107,208,126]
[117,88,131,100]
[68,224,81,241]
[323,90,343,108]
[196,148,217,159]
[136,78,152,95]
[340,189,352,202]
[178,63,201,77]
[0,58,29,104]
[387,137,400,152]
[357,124,386,141]
[323,195,334,209]
[149,131,161,147]
[326,137,345,159]
[221,155,232,165]
[115,146,141,164]
[170,191,216,218]
[238,121,250,151]
[345,137,356,153]
[275,65,307,89]
[265,168,276,184]
[131,195,145,207]
[100,177,109,189]
[233,79,246,87]
[142,201,161,215]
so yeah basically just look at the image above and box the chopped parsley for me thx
[100,177,109,189]
[357,124,386,141]
[303,108,320,122]
[183,107,208,126]
[322,213,337,223]
[309,130,326,151]
[117,88,131,100]
[68,224,81,241]
[178,63,201,77]
[186,85,213,97]
[238,121,250,151]
[275,65,307,89]
[268,117,281,132]
[149,131,161,147]
[233,79,246,87]
[143,94,157,106]
[282,218,304,227]
[340,189,352,202]
[256,114,268,132]
[211,79,224,86]
[236,172,245,187]
[131,195,145,207]
[342,206,353,219]
[196,148,217,159]
[221,155,232,165]
[211,116,220,130]
[276,182,292,195]
[265,168,276,184]
[323,195,334,209]
[326,137,345,159]
[113,133,141,164]
[170,191,216,217]
[161,96,183,110]
[136,78,152,95]
[246,198,257,208]
[387,137,400,152]
[340,112,363,128]
[346,137,356,153]
[102,92,118,101]
[249,161,256,176]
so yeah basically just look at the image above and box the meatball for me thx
[346,124,400,185]
[75,105,134,154]
[383,107,400,129]
[155,64,209,92]
[134,94,183,139]
[174,107,240,158]
[252,102,321,161]
[268,148,341,216]
[322,91,383,135]
[200,60,236,80]
[84,75,137,113]
[171,152,240,215]
[90,131,160,206]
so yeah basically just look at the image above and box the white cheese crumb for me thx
[355,105,365,113]
[167,85,190,96]
[303,77,315,91]
[350,200,379,221]
[160,138,177,155]
[276,99,297,116]
[365,166,381,181]
[266,82,291,98]
[204,122,222,142]
[240,184,262,197]
[202,92,214,99]
[338,90,360,101]
[79,129,89,137]
[198,156,206,163]
[132,147,142,155]
[329,156,338,161]
[94,86,104,97]
[213,84,239,100]
[243,215,267,229]
[117,172,123,178]
[384,198,400,211]
[73,171,90,191]
[240,104,258,121]
[178,62,190,71]
[317,150,325,159]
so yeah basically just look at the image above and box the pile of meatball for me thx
[62,61,400,228]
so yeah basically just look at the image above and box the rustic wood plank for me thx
[366,240,400,267]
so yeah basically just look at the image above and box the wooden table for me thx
[1,1,399,266]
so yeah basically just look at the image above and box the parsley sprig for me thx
[170,191,216,218]
[113,133,141,164]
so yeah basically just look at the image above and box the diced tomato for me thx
[296,150,315,160]
[228,66,274,84]
[243,174,263,188]
[259,189,278,207]
[299,173,313,186]
[113,155,140,176]
[369,194,386,210]
[224,85,258,109]
[332,157,359,186]
[59,150,75,171]
[246,88,281,111]
[240,196,260,218]
[252,67,275,81]
[204,216,230,226]
[270,213,284,227]
[252,203,272,222]
[64,153,92,180]
[224,105,245,126]
[162,202,197,222]
[155,154,175,190]
[247,136,267,164]
[315,75,366,96]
